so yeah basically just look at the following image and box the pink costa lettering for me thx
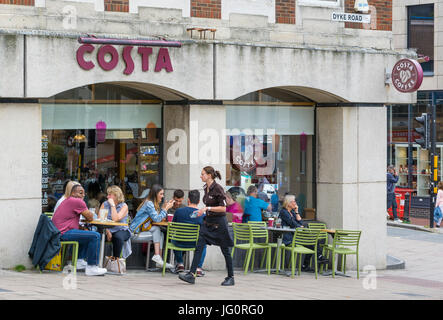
[76,44,95,70]
[97,45,119,71]
[138,47,153,71]
[155,48,173,72]
[76,45,174,74]
[122,46,134,75]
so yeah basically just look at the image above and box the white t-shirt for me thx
[53,195,66,213]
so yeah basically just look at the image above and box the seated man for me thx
[52,184,107,276]
[172,189,207,276]
[168,189,185,215]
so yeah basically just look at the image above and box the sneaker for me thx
[85,265,107,276]
[76,259,87,270]
[175,264,185,273]
[221,276,235,286]
[394,219,403,223]
[67,259,87,270]
[196,268,205,277]
[152,255,164,267]
[179,272,195,284]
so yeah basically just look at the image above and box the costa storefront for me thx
[0,28,414,270]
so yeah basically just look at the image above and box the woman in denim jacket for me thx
[129,184,174,268]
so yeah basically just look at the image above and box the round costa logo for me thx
[391,58,423,93]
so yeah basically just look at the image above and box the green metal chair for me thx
[307,222,328,272]
[232,222,274,275]
[324,230,362,279]
[44,212,79,275]
[247,221,279,273]
[283,228,320,279]
[162,222,200,276]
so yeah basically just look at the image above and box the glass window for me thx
[226,104,315,219]
[408,4,434,74]
[40,85,162,217]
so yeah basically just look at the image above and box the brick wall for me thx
[345,0,392,31]
[275,0,296,24]
[191,0,221,19]
[0,0,34,5]
[104,0,129,12]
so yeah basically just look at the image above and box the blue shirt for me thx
[243,196,269,222]
[172,206,205,226]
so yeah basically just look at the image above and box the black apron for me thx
[199,182,234,247]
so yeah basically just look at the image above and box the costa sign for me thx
[76,44,173,75]
[391,58,423,93]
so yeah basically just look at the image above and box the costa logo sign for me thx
[391,58,423,93]
[76,44,173,75]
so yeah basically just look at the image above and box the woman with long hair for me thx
[129,184,175,268]
[179,166,235,286]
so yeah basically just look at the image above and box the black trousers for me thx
[303,239,326,266]
[111,230,131,258]
[190,236,234,277]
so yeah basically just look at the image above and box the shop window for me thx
[225,104,315,218]
[41,85,162,218]
[408,4,434,75]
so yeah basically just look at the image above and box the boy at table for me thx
[172,189,207,276]
[52,184,107,276]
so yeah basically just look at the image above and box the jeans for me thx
[61,229,101,266]
[111,230,131,258]
[173,241,207,268]
[387,193,398,219]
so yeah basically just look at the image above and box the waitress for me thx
[178,166,235,286]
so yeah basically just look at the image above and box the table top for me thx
[267,226,297,232]
[83,219,128,227]
[152,221,169,227]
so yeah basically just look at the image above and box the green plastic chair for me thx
[44,212,79,275]
[307,222,328,272]
[247,221,279,273]
[231,222,274,275]
[283,228,320,279]
[162,222,200,276]
[324,230,362,279]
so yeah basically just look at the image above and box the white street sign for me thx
[331,12,371,24]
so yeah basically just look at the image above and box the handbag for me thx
[45,249,62,271]
[104,256,126,274]
[140,217,153,232]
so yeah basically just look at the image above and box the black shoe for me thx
[179,272,195,284]
[221,277,235,286]
[317,255,329,264]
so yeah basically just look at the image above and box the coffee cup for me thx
[167,214,173,222]
[267,218,274,227]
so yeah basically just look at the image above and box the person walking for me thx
[435,181,443,228]
[387,165,402,223]
[178,166,235,286]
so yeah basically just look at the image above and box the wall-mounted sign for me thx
[76,44,173,75]
[391,59,423,93]
[331,12,371,24]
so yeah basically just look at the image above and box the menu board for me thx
[42,135,49,210]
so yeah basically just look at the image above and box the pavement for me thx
[1,222,443,301]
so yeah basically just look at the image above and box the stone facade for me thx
[0,0,417,271]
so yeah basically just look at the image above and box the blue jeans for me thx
[61,229,101,266]
[173,241,206,268]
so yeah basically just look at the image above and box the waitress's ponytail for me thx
[203,166,222,180]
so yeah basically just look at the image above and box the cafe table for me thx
[266,226,297,274]
[82,219,128,268]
